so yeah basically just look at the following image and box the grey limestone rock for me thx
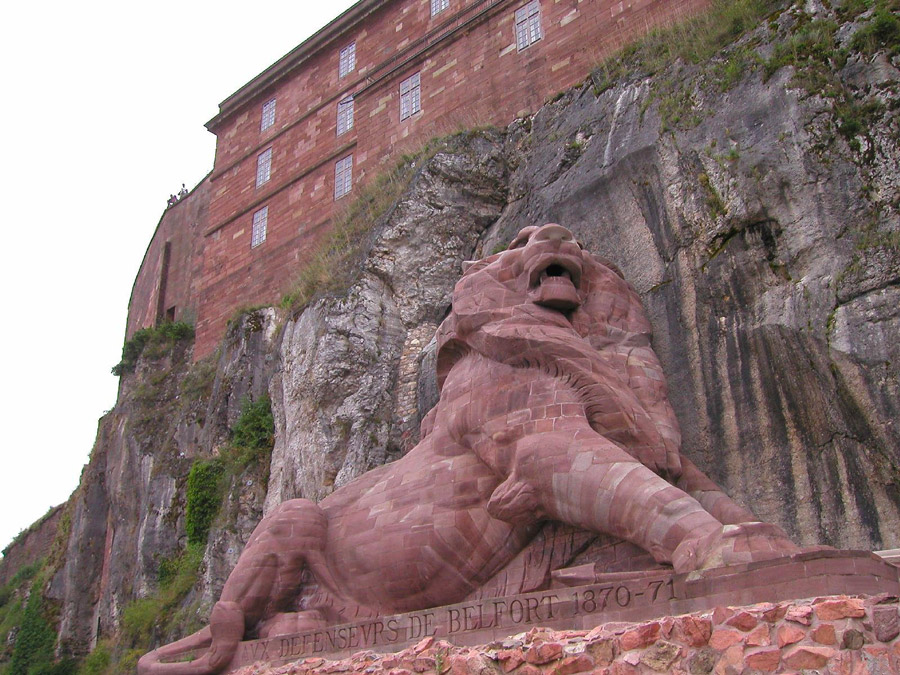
[35,4,900,657]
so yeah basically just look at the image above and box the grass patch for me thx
[179,357,216,405]
[185,461,225,547]
[699,172,727,216]
[112,322,194,376]
[850,2,900,55]
[186,394,275,547]
[591,0,782,95]
[764,19,840,79]
[76,642,111,675]
[120,545,204,648]
[8,581,57,675]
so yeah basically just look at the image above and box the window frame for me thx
[431,0,450,16]
[339,42,356,78]
[256,147,273,188]
[337,97,354,136]
[260,98,276,132]
[399,72,421,121]
[334,155,353,200]
[515,0,543,51]
[251,206,268,248]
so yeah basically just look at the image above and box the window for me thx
[515,0,542,51]
[339,42,356,78]
[399,72,421,121]
[337,97,354,136]
[251,206,268,248]
[334,155,353,200]
[431,0,450,16]
[260,99,276,132]
[256,148,272,187]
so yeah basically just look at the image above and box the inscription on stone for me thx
[250,577,676,663]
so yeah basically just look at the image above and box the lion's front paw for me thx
[672,522,800,573]
[205,601,244,670]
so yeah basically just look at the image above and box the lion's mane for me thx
[433,245,682,477]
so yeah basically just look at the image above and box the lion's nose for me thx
[532,223,576,243]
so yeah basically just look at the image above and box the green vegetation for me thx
[230,395,275,459]
[279,130,496,314]
[185,461,225,547]
[591,0,779,96]
[850,3,900,54]
[112,322,195,376]
[763,18,840,79]
[118,392,275,658]
[698,173,727,217]
[590,0,897,143]
[178,357,216,407]
[120,544,204,648]
[75,643,110,675]
[185,393,274,546]
[8,582,57,675]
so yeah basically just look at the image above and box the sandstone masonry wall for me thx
[127,177,210,336]
[230,594,900,675]
[127,0,711,358]
[0,506,62,587]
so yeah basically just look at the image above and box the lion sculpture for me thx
[140,224,798,674]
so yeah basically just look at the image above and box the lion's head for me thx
[435,223,652,389]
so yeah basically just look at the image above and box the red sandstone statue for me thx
[140,224,798,674]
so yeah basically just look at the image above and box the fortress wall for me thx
[184,0,708,359]
[126,177,210,338]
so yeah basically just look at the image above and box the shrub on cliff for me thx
[111,322,194,376]
[230,394,275,458]
[8,583,56,675]
[185,461,225,547]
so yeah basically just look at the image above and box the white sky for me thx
[0,0,359,553]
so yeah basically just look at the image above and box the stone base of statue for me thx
[156,550,897,672]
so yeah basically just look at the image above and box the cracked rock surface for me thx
[28,1,900,656]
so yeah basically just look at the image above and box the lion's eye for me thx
[509,226,537,249]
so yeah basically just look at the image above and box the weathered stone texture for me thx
[222,594,900,675]
[48,311,280,654]
[0,506,63,587]
[23,1,900,660]
[267,134,508,507]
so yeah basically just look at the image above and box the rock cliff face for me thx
[267,0,900,552]
[4,0,897,662]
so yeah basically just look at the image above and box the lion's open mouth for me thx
[528,255,582,311]
[540,264,574,284]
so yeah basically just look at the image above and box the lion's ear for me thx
[462,260,477,273]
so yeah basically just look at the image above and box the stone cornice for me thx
[206,0,391,132]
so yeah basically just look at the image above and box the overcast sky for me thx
[0,0,359,552]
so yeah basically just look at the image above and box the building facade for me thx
[128,0,706,359]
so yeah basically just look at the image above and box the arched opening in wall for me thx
[166,306,176,322]
[156,241,172,325]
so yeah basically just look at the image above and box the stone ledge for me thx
[232,591,900,675]
[166,550,899,672]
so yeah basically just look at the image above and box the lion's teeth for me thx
[540,271,549,282]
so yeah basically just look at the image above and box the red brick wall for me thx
[0,506,63,587]
[147,0,711,358]
[126,178,209,338]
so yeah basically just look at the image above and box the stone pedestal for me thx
[189,550,898,671]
